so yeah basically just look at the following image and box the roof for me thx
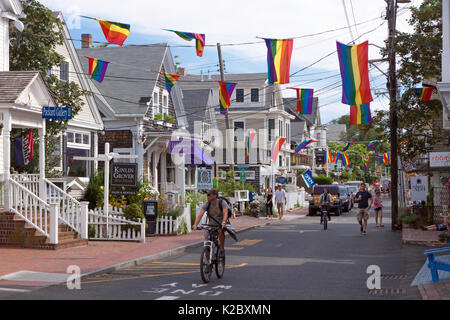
[283,97,319,125]
[0,71,41,103]
[290,120,307,143]
[77,44,168,116]
[182,88,211,133]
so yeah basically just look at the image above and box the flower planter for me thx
[164,122,173,128]
[155,120,164,126]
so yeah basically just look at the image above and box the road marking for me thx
[154,295,179,300]
[234,239,262,246]
[0,287,31,293]
[224,246,244,250]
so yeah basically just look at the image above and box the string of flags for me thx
[151,71,180,93]
[164,30,206,57]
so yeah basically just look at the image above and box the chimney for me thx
[177,67,187,76]
[82,34,92,48]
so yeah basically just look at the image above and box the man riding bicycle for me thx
[193,188,229,259]
[319,188,332,222]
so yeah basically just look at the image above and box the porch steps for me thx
[0,211,88,250]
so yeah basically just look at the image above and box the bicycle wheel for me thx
[200,247,212,283]
[215,247,225,279]
[323,215,328,230]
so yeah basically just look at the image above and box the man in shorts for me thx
[354,183,373,235]
[193,189,229,257]
[275,184,287,220]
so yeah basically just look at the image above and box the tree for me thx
[9,0,88,174]
[378,0,445,160]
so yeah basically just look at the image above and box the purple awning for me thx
[170,139,213,166]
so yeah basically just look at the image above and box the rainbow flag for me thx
[264,38,294,84]
[362,155,370,171]
[271,137,286,163]
[166,30,205,57]
[85,57,110,83]
[342,141,354,152]
[414,87,434,102]
[219,81,237,115]
[82,16,130,46]
[152,71,180,93]
[289,88,314,114]
[336,152,350,166]
[295,139,318,153]
[326,150,337,164]
[337,41,373,106]
[367,140,381,148]
[350,103,372,125]
[383,153,391,165]
[246,132,256,159]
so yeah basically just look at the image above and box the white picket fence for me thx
[155,203,191,235]
[88,207,145,242]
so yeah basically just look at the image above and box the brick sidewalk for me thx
[0,215,271,279]
[419,282,450,300]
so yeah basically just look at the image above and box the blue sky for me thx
[39,0,422,124]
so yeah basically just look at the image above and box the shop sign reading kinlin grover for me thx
[111,163,137,187]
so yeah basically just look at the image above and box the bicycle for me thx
[320,205,330,230]
[197,224,225,283]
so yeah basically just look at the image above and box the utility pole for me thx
[387,0,411,230]
[217,43,234,173]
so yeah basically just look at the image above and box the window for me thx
[251,88,259,102]
[162,92,169,116]
[236,89,244,102]
[60,61,69,81]
[286,123,290,144]
[279,120,283,137]
[279,155,283,167]
[268,119,275,141]
[67,131,90,147]
[153,91,159,118]
[234,121,244,142]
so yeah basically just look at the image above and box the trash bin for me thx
[143,200,158,236]
[249,191,255,203]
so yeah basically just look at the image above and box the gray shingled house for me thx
[77,41,188,202]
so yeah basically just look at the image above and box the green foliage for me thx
[218,170,254,197]
[123,203,146,231]
[313,174,333,185]
[164,114,175,124]
[83,170,105,210]
[186,191,207,227]
[438,231,450,243]
[177,218,188,235]
[154,113,163,121]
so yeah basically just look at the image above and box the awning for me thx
[169,139,213,166]
[260,165,281,176]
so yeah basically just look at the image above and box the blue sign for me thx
[276,176,287,185]
[42,107,72,120]
[301,169,316,188]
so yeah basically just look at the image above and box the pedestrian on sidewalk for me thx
[265,187,274,219]
[354,183,373,235]
[275,184,287,220]
[374,191,384,227]
[423,204,449,231]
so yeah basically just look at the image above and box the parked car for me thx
[308,185,343,216]
[338,185,352,212]
[346,185,359,209]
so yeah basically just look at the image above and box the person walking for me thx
[354,183,373,235]
[265,187,274,219]
[373,191,384,227]
[275,184,287,220]
[319,187,332,222]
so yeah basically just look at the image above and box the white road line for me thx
[154,295,180,300]
[0,287,31,293]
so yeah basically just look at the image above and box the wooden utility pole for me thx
[217,43,234,173]
[387,0,400,230]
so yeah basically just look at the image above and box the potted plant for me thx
[438,231,450,247]
[154,113,164,126]
[164,114,175,127]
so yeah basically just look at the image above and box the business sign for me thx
[111,163,137,187]
[197,168,213,190]
[42,107,73,120]
[411,175,428,203]
[429,152,450,168]
[234,171,256,181]
[301,169,316,188]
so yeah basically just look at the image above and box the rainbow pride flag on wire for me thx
[337,41,373,106]
[342,141,354,152]
[350,103,372,125]
[81,16,130,46]
[336,152,350,166]
[414,87,434,102]
[165,30,205,57]
[271,137,286,163]
[295,139,318,153]
[326,150,337,164]
[246,132,256,159]
[152,71,180,93]
[264,38,294,84]
[289,88,314,114]
[219,81,237,115]
[85,57,110,83]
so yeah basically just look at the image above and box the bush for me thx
[83,170,104,210]
[438,231,450,243]
[123,203,146,231]
[313,174,333,185]
[164,114,175,124]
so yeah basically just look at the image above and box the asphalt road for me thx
[3,196,427,300]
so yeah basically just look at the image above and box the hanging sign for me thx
[111,163,137,187]
[301,169,316,188]
[42,106,73,120]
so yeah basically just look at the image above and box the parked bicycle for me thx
[197,224,225,283]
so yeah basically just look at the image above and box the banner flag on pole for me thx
[219,81,237,115]
[271,137,286,163]
[263,38,294,84]
[350,103,372,125]
[288,88,314,114]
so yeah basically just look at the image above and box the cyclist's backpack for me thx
[206,197,232,222]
